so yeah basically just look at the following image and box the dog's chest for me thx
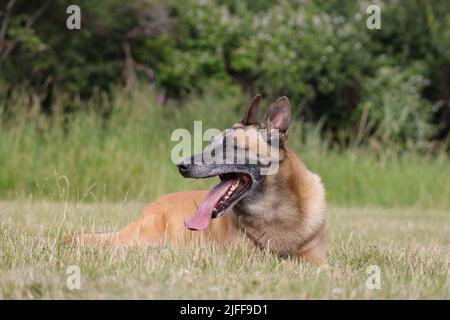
[235,204,306,255]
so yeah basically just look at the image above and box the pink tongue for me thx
[185,179,234,231]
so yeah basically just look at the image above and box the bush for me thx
[0,0,449,148]
[356,66,435,151]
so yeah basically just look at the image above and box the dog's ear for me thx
[263,96,291,142]
[241,94,261,125]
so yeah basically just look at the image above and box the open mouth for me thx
[185,173,252,231]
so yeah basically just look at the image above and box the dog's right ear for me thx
[241,94,261,126]
[263,96,291,143]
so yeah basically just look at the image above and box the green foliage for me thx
[0,0,449,148]
[356,66,435,150]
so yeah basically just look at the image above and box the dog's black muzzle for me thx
[177,161,191,177]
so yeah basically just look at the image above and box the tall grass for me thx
[0,86,449,209]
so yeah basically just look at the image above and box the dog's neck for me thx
[234,148,308,224]
[232,147,326,254]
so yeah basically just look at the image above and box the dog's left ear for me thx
[264,96,291,142]
[241,94,261,125]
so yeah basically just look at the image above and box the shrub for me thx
[356,66,435,150]
[0,0,449,147]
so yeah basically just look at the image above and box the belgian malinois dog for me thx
[67,95,327,266]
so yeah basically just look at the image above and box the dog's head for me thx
[178,94,292,230]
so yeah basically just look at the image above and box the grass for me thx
[0,87,449,299]
[0,200,448,299]
[0,87,449,209]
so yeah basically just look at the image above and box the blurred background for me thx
[0,0,449,209]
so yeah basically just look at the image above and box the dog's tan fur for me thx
[67,96,327,266]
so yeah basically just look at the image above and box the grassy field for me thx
[0,88,449,299]
[0,201,448,299]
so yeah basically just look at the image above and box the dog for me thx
[67,95,327,266]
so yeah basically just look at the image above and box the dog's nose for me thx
[177,161,191,174]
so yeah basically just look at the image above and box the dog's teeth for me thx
[223,181,240,203]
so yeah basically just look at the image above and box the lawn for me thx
[0,200,448,299]
[0,89,449,299]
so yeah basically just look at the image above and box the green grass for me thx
[0,87,449,209]
[0,201,448,299]
[0,87,449,299]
